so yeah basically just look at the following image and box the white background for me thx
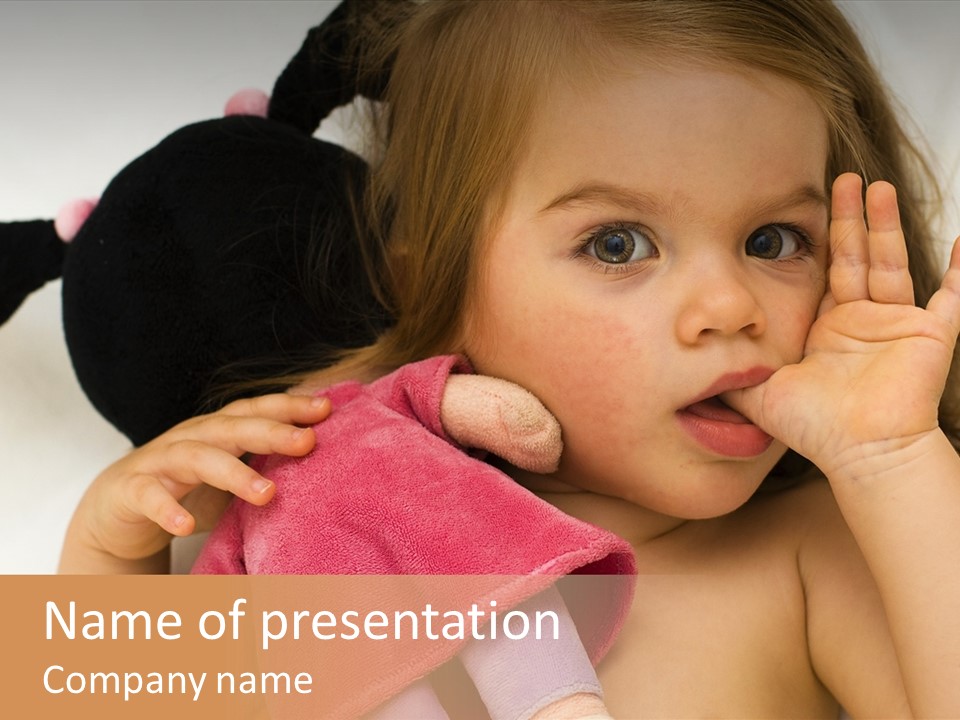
[1,1,959,572]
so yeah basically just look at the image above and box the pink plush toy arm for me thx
[440,373,563,474]
[434,376,611,720]
[368,585,612,720]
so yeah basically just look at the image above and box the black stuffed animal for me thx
[0,0,395,446]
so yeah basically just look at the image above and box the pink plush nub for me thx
[54,197,99,243]
[440,374,563,473]
[223,88,270,118]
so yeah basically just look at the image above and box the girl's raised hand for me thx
[59,393,330,573]
[727,173,960,478]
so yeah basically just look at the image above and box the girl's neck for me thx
[495,460,689,549]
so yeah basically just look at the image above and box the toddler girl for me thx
[62,1,960,717]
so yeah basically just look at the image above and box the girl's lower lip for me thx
[675,407,774,458]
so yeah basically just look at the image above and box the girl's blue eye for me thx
[586,226,656,264]
[745,224,804,259]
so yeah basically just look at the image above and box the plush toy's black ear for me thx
[0,220,64,325]
[269,0,406,133]
[45,0,400,446]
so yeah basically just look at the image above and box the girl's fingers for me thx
[178,414,318,458]
[108,393,333,543]
[829,173,870,304]
[164,400,328,459]
[216,393,331,426]
[864,181,914,305]
[926,236,960,335]
[829,175,915,307]
[125,474,196,536]
[155,440,279,505]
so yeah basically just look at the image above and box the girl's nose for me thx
[674,264,766,345]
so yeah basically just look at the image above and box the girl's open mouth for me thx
[681,396,752,424]
[676,396,773,458]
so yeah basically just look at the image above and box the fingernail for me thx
[172,513,188,529]
[251,478,272,495]
[310,396,329,409]
[292,427,306,440]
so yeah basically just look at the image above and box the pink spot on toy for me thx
[54,197,99,243]
[224,88,270,118]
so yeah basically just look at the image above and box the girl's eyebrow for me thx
[540,184,667,216]
[749,184,830,218]
[539,182,829,218]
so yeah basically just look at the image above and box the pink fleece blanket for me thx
[193,354,635,717]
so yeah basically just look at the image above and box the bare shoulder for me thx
[743,475,910,717]
[603,479,844,716]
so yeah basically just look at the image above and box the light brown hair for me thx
[315,0,960,454]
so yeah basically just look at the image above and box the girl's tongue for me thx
[683,396,750,424]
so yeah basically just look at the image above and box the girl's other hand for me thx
[59,394,330,573]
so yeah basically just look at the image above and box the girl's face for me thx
[464,61,830,520]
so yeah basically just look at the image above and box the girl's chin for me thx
[498,448,781,523]
[664,493,757,521]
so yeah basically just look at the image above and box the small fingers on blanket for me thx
[124,473,197,537]
[213,393,331,428]
[155,440,276,505]
[171,394,330,457]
